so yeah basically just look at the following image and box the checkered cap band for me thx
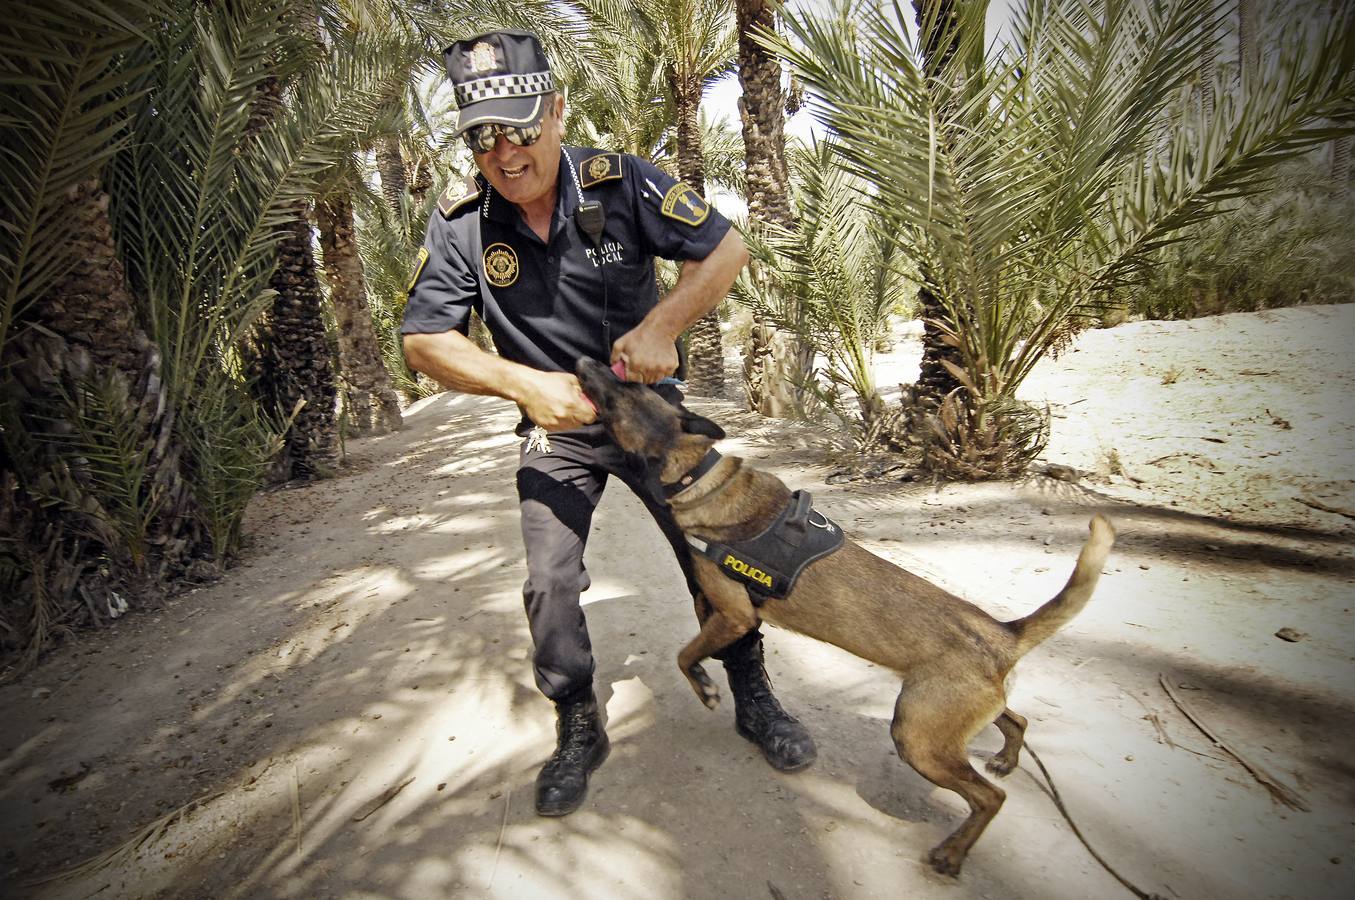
[454,72,555,108]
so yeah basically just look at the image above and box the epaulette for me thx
[579,152,623,189]
[437,175,481,219]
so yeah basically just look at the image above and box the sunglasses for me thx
[461,121,545,154]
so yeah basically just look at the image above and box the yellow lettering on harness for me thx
[722,554,773,588]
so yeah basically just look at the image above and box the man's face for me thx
[472,93,565,210]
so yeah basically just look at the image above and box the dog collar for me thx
[663,448,723,498]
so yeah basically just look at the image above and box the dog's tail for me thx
[1008,515,1115,656]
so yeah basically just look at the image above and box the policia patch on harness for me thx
[688,490,843,603]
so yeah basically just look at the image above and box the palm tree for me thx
[0,1,218,667]
[239,4,340,481]
[317,182,404,435]
[1,0,408,668]
[908,0,967,408]
[566,41,674,157]
[734,139,915,447]
[307,20,416,438]
[773,0,1355,477]
[735,0,815,417]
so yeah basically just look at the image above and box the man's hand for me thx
[611,321,679,384]
[609,228,748,384]
[518,370,598,431]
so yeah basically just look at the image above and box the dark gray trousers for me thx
[515,393,758,701]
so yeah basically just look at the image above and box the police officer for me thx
[401,30,816,817]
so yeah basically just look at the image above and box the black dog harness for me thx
[686,488,844,604]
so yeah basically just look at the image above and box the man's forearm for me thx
[402,330,536,404]
[639,228,750,341]
[404,330,598,430]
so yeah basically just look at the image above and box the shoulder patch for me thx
[660,181,710,226]
[579,152,623,189]
[437,175,481,219]
[406,247,429,294]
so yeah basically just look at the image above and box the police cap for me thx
[443,30,555,135]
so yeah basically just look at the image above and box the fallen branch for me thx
[1119,690,1174,749]
[1295,496,1355,521]
[20,791,226,886]
[487,786,512,890]
[1023,744,1168,900]
[1158,674,1309,812]
[291,764,303,859]
[352,776,416,822]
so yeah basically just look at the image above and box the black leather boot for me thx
[723,640,817,772]
[535,688,610,816]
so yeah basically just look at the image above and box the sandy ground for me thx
[2,304,1354,900]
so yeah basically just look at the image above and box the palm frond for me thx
[776,0,1355,406]
[0,1,161,354]
[733,136,914,442]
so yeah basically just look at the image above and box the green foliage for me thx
[733,138,917,447]
[101,0,408,551]
[1120,164,1355,319]
[32,374,167,571]
[698,107,748,199]
[770,0,1355,474]
[0,0,160,356]
[352,171,443,401]
[176,372,287,558]
[566,0,739,182]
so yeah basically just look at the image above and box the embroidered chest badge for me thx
[483,243,519,287]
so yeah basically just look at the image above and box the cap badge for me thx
[469,41,498,74]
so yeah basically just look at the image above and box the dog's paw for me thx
[687,664,721,710]
[927,845,964,878]
[986,755,1017,777]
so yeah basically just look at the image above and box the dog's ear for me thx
[679,409,725,440]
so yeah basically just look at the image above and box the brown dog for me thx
[576,358,1115,876]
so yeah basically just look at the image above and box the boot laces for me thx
[733,663,785,719]
[553,706,596,764]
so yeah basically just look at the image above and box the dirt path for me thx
[2,306,1353,900]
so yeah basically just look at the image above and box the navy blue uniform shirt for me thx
[401,146,732,379]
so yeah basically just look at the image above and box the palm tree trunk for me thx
[1238,0,1260,77]
[670,71,725,396]
[242,44,337,481]
[736,0,812,417]
[254,201,338,480]
[1333,136,1352,198]
[410,157,433,208]
[910,0,965,407]
[27,182,208,570]
[1329,0,1349,197]
[2,179,211,665]
[376,135,407,216]
[316,192,403,436]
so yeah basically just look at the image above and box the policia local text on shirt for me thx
[400,29,817,818]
